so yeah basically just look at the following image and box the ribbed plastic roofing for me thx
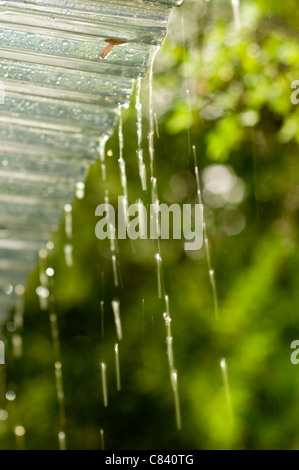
[0,0,184,322]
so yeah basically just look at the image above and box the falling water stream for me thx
[6,48,220,451]
[0,0,243,450]
[38,246,67,449]
[231,0,241,30]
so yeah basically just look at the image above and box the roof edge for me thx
[143,0,185,7]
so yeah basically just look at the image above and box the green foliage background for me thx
[1,0,299,450]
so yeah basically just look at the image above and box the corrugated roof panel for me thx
[0,0,184,321]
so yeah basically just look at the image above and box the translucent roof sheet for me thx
[0,0,182,322]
